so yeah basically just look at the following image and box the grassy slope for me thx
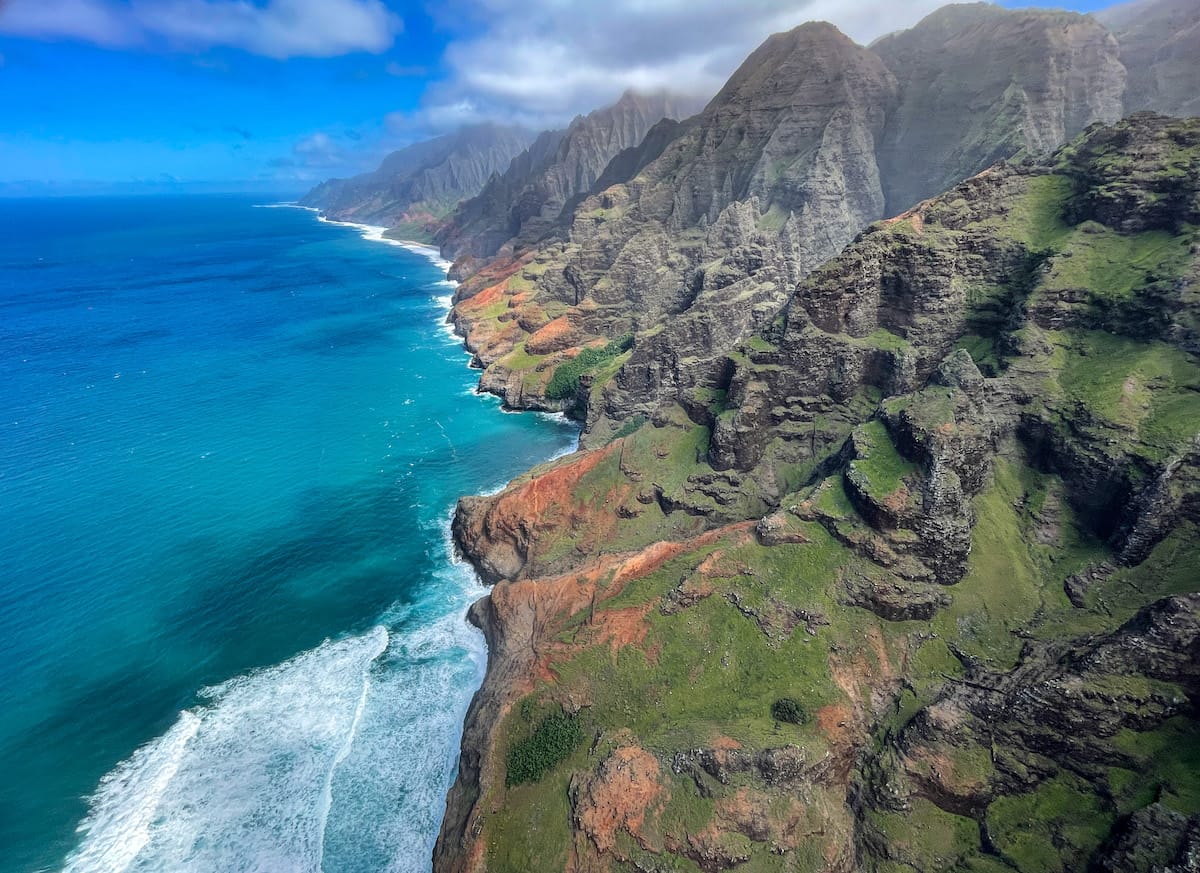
[464,123,1200,872]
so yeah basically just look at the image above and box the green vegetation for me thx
[848,419,918,500]
[1085,523,1200,620]
[985,173,1073,248]
[545,334,634,400]
[1112,717,1200,814]
[382,221,435,244]
[463,117,1200,873]
[553,529,862,750]
[505,711,583,787]
[499,342,548,371]
[770,698,808,725]
[609,414,647,443]
[870,798,981,870]
[932,458,1041,669]
[985,776,1116,873]
[1041,224,1193,304]
[1052,330,1200,459]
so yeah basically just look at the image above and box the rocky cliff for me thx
[402,5,1200,871]
[436,91,703,263]
[445,21,900,415]
[873,2,1126,215]
[445,6,1134,429]
[435,114,1200,873]
[1100,0,1200,117]
[299,123,535,236]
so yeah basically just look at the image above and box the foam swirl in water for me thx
[65,627,389,873]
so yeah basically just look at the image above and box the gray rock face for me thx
[444,6,1152,439]
[433,127,569,260]
[874,3,1126,216]
[1100,0,1200,117]
[299,123,536,227]
[1097,804,1200,873]
[563,23,900,423]
[436,91,702,261]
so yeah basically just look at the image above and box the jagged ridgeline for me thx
[437,108,1200,873]
[436,90,706,263]
[300,91,701,244]
[300,123,538,235]
[443,2,1200,428]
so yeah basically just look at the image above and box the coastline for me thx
[298,205,585,872]
[52,201,581,873]
[265,203,455,274]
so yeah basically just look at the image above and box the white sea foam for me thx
[65,628,390,873]
[62,203,581,873]
[319,601,486,870]
[253,203,321,213]
[314,216,455,274]
[549,432,582,459]
[63,506,497,873]
[62,711,201,873]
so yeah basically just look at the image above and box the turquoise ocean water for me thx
[0,196,578,872]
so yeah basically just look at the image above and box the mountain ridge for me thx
[299,122,536,235]
[441,5,1134,433]
[435,109,1200,873]
[435,89,705,265]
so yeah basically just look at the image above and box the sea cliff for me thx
[434,112,1200,872]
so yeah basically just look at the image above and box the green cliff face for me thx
[435,114,1200,873]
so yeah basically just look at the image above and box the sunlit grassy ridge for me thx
[461,118,1200,872]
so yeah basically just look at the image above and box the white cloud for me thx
[410,0,950,132]
[0,0,401,58]
[290,132,348,166]
[0,0,135,47]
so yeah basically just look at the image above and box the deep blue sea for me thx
[0,196,577,872]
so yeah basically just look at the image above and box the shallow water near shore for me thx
[0,196,578,872]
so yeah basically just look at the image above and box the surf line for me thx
[314,626,390,866]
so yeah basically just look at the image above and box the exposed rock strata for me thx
[437,90,702,262]
[1100,0,1200,117]
[435,115,1200,873]
[443,7,1142,431]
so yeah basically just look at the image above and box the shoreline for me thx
[263,202,456,274]
[56,199,570,872]
[298,205,583,872]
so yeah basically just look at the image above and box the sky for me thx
[0,0,1118,195]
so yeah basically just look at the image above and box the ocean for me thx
[0,196,578,872]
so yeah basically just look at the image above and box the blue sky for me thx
[0,0,1118,194]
